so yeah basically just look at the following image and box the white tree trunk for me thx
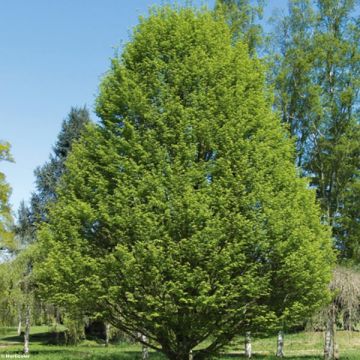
[141,334,148,360]
[245,331,252,358]
[324,326,333,360]
[189,349,193,360]
[324,305,336,360]
[105,323,110,347]
[23,304,31,354]
[276,330,284,357]
[55,307,60,344]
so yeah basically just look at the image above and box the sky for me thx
[0,0,287,215]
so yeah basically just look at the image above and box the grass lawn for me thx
[0,326,360,359]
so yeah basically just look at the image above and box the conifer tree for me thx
[11,107,91,353]
[30,107,91,226]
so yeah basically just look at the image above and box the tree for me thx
[339,180,360,260]
[0,244,36,348]
[16,201,35,247]
[271,0,317,168]
[0,141,14,251]
[14,107,91,247]
[7,107,92,353]
[35,7,334,360]
[313,267,360,359]
[30,106,91,226]
[272,0,360,261]
[214,0,264,54]
[0,261,17,326]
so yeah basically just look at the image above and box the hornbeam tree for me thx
[35,7,334,360]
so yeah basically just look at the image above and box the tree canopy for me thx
[0,141,14,251]
[10,107,92,354]
[30,107,91,227]
[272,0,360,261]
[35,6,333,360]
[214,0,264,54]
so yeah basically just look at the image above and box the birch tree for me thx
[0,141,14,251]
[272,0,360,261]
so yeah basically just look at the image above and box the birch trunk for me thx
[55,307,60,344]
[105,323,110,347]
[245,331,252,358]
[324,326,333,360]
[141,334,148,360]
[23,304,31,354]
[324,305,336,360]
[189,349,193,360]
[276,330,284,357]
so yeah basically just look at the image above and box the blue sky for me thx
[0,0,287,215]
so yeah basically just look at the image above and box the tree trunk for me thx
[23,304,31,354]
[55,307,60,344]
[105,323,111,347]
[17,311,22,336]
[324,305,336,360]
[343,309,352,331]
[245,331,252,358]
[276,330,284,357]
[141,334,149,360]
[166,352,194,360]
[324,326,333,360]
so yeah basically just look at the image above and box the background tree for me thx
[1,107,92,352]
[270,0,317,168]
[0,244,36,350]
[214,0,264,54]
[30,106,91,226]
[271,0,360,261]
[0,262,17,326]
[36,7,334,360]
[0,141,14,251]
[308,266,360,359]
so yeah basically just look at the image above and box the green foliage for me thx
[340,179,360,260]
[63,314,85,345]
[16,201,35,246]
[271,0,360,261]
[0,244,36,326]
[36,6,334,360]
[12,108,91,247]
[0,263,16,325]
[30,106,91,227]
[214,0,264,54]
[5,108,92,345]
[0,141,14,251]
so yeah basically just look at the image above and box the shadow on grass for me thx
[220,355,322,360]
[1,348,166,360]
[0,331,69,345]
[0,334,22,344]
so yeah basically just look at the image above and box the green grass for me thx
[0,327,360,359]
